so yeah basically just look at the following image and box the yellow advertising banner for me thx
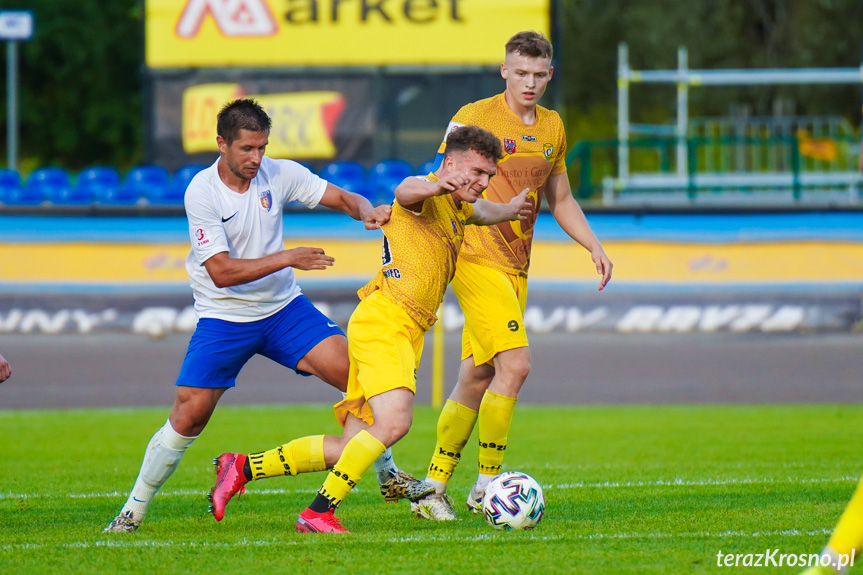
[146,0,550,67]
[182,84,345,157]
[2,240,862,286]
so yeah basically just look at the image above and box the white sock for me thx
[427,478,447,494]
[474,473,495,492]
[121,420,196,517]
[374,447,399,483]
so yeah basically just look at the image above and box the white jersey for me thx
[184,156,327,322]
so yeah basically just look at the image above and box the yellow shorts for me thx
[334,290,426,427]
[452,259,528,366]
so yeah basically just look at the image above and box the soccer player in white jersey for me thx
[104,98,421,533]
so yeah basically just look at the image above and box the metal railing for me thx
[567,134,863,205]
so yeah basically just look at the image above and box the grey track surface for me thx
[1,331,861,409]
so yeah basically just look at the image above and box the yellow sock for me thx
[827,476,863,557]
[427,400,478,484]
[319,430,385,507]
[477,391,517,476]
[248,436,326,480]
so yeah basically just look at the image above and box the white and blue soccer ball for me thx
[482,471,545,530]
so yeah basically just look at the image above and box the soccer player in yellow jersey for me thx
[205,125,532,533]
[411,31,614,521]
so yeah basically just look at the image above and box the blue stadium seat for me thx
[320,161,366,191]
[148,164,207,205]
[59,166,120,206]
[0,169,23,205]
[19,168,71,206]
[368,183,396,206]
[418,159,437,176]
[105,165,169,206]
[370,159,415,182]
[367,160,415,206]
[46,185,93,206]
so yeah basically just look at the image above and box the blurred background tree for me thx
[0,0,142,172]
[560,0,863,139]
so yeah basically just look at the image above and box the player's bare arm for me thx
[203,248,334,288]
[545,172,613,290]
[394,172,469,212]
[467,188,532,226]
[318,182,392,230]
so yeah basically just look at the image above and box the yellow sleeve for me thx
[551,113,568,176]
[462,201,475,221]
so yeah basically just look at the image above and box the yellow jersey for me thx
[357,175,475,331]
[438,93,567,277]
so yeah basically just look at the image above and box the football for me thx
[481,471,545,530]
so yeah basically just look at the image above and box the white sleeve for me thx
[184,181,229,265]
[270,159,327,209]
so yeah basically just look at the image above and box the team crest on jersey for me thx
[504,138,516,155]
[543,143,554,161]
[451,219,458,235]
[259,189,272,211]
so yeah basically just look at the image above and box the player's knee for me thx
[375,414,412,446]
[500,351,531,382]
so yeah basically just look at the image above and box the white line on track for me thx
[0,476,856,501]
[1,529,834,552]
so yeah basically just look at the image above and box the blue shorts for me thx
[176,295,344,389]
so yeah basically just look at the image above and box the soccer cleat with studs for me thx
[379,470,436,503]
[411,492,457,521]
[466,483,485,514]
[208,452,248,521]
[103,509,142,533]
[296,508,351,534]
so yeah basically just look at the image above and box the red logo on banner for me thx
[176,0,277,38]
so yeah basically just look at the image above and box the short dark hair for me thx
[505,30,553,60]
[445,125,503,163]
[216,99,272,145]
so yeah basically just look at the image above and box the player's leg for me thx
[297,293,434,533]
[104,388,223,533]
[298,389,413,534]
[106,317,255,532]
[422,357,491,496]
[465,345,530,512]
[801,476,863,574]
[417,262,528,518]
[262,295,420,503]
[107,315,261,532]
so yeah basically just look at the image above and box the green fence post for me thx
[790,135,801,201]
[687,138,697,200]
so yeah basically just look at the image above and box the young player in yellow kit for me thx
[207,125,533,533]
[411,31,614,520]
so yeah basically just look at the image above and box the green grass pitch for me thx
[2,404,861,574]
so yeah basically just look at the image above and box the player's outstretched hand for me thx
[506,188,533,221]
[363,204,392,230]
[0,353,10,383]
[593,249,613,291]
[287,247,335,271]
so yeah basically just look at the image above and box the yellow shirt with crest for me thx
[357,174,474,331]
[438,93,567,277]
